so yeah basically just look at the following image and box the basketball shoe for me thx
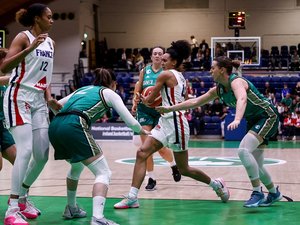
[171,165,181,182]
[91,216,119,225]
[259,186,282,207]
[114,195,139,209]
[63,204,87,219]
[214,178,230,203]
[4,207,28,225]
[244,189,264,208]
[145,178,156,191]
[18,199,40,219]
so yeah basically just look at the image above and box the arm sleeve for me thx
[102,88,142,133]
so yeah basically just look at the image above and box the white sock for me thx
[253,186,262,192]
[147,171,155,180]
[128,187,139,198]
[93,196,105,219]
[67,190,77,207]
[9,198,18,208]
[169,161,176,167]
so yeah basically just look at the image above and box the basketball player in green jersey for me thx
[157,56,282,208]
[49,68,148,225]
[0,48,16,172]
[132,46,181,191]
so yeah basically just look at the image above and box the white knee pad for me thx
[67,162,85,180]
[239,132,260,153]
[87,156,112,187]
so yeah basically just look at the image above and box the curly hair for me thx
[166,40,191,68]
[93,68,116,88]
[15,3,48,27]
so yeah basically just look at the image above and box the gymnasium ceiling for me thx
[0,0,55,27]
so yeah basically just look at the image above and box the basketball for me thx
[141,86,162,108]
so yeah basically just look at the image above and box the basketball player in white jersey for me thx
[0,4,61,225]
[114,40,230,209]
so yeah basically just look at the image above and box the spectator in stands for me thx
[281,92,293,110]
[202,48,212,71]
[282,112,296,140]
[197,81,207,96]
[116,85,127,104]
[190,35,199,49]
[209,98,224,117]
[290,50,300,71]
[134,51,144,72]
[294,110,300,138]
[126,52,135,70]
[191,107,205,135]
[199,39,209,52]
[263,81,275,98]
[186,79,196,98]
[220,106,229,139]
[269,93,277,106]
[291,81,300,98]
[226,42,233,51]
[281,83,291,99]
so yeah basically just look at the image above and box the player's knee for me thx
[95,169,112,186]
[238,148,247,159]
[136,148,150,161]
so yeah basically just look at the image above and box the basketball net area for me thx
[211,37,261,68]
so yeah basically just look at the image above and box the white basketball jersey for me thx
[10,30,54,92]
[161,69,187,118]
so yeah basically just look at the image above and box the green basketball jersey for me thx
[138,65,162,115]
[216,73,278,121]
[60,85,109,124]
[142,65,162,89]
[0,86,6,120]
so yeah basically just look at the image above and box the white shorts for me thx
[4,86,49,129]
[150,113,189,152]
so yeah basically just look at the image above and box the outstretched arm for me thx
[156,86,218,113]
[103,88,149,135]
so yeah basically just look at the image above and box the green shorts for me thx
[0,120,15,152]
[247,114,279,145]
[137,104,161,127]
[48,115,101,163]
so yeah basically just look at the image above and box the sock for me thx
[128,187,139,198]
[253,186,261,192]
[67,190,77,207]
[9,198,18,208]
[147,171,155,180]
[268,186,276,194]
[20,185,29,197]
[169,160,176,167]
[93,196,105,219]
[19,196,26,204]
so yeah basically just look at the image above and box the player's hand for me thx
[29,33,49,51]
[48,98,63,111]
[156,106,171,114]
[227,119,240,131]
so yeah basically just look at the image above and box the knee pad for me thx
[67,162,85,180]
[87,156,112,187]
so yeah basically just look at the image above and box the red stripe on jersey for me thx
[13,60,25,125]
[178,111,186,150]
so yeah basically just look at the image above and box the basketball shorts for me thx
[0,119,15,152]
[150,113,189,152]
[4,87,49,129]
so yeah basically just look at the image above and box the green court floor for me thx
[0,196,298,225]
